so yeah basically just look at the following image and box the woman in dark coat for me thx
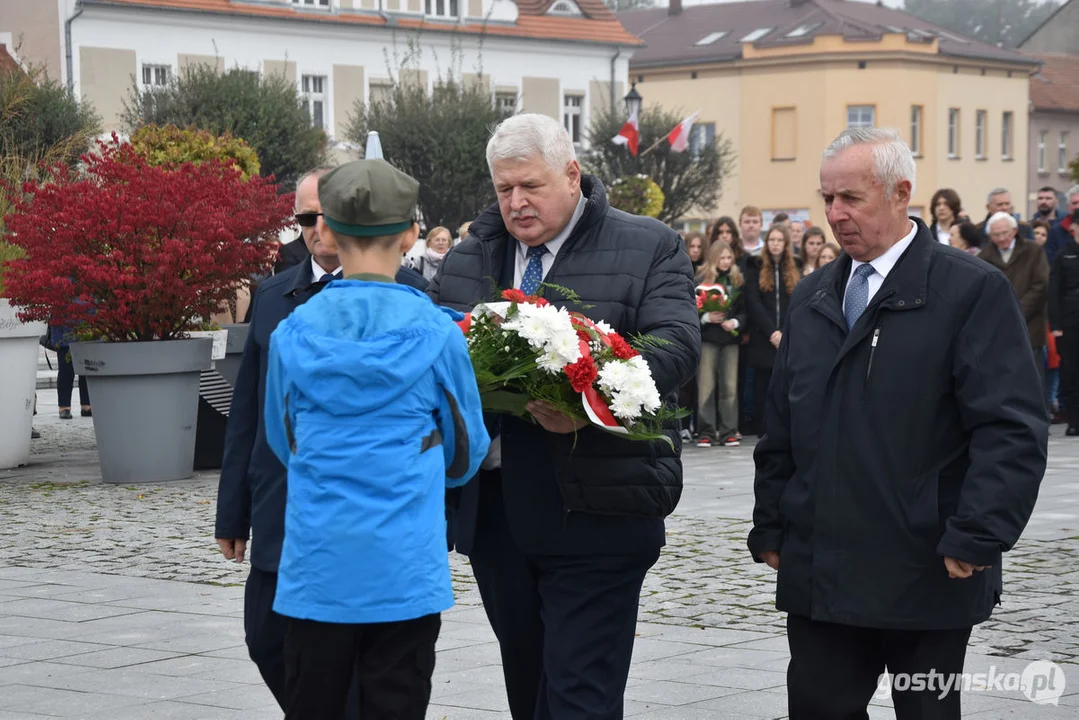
[745,224,800,436]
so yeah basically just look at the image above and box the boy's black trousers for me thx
[283,613,441,720]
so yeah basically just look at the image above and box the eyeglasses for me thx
[295,212,323,228]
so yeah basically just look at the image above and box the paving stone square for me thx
[1,388,1077,718]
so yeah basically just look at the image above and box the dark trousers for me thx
[1060,330,1079,427]
[245,567,362,715]
[468,478,659,720]
[740,345,757,434]
[753,365,773,437]
[787,614,972,720]
[56,345,89,409]
[283,613,440,720]
[678,376,698,434]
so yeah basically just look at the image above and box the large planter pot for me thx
[216,323,249,386]
[0,302,47,469]
[70,338,213,484]
[193,323,249,470]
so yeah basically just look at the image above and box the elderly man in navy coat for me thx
[214,167,426,710]
[750,128,1047,719]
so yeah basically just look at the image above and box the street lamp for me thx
[624,82,642,118]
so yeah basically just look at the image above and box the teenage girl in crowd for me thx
[745,224,800,437]
[679,232,710,439]
[708,216,742,268]
[695,241,745,448]
[817,241,841,267]
[685,232,708,275]
[800,226,826,275]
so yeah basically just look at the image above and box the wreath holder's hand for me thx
[527,401,589,434]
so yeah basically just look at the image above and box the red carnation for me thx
[530,295,550,307]
[564,354,599,392]
[610,334,639,360]
[456,313,472,334]
[502,288,528,304]
[696,294,706,310]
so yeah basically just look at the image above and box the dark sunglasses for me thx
[295,212,323,228]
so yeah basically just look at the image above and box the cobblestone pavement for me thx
[4,391,1079,667]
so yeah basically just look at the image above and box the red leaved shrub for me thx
[2,140,293,341]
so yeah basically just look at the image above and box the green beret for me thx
[318,159,419,237]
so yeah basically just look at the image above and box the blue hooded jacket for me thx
[264,277,489,624]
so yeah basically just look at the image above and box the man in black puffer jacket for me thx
[429,114,699,720]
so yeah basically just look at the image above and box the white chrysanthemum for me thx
[594,320,615,335]
[610,393,642,421]
[597,361,630,395]
[639,388,662,414]
[506,310,549,350]
[626,355,651,374]
[621,372,653,401]
[537,351,565,374]
[549,331,581,365]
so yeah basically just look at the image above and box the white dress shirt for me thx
[513,194,588,289]
[935,226,951,245]
[311,257,342,282]
[846,220,917,305]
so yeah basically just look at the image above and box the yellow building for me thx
[619,0,1039,231]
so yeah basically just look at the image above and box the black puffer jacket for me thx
[429,176,700,555]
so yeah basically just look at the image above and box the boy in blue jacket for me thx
[263,159,489,720]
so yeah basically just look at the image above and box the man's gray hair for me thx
[987,211,1018,231]
[1068,184,1079,200]
[486,114,576,174]
[986,187,1010,204]
[295,166,333,195]
[822,128,916,198]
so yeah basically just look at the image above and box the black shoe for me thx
[59,409,73,420]
[80,407,92,418]
[1066,426,1079,437]
[31,428,41,439]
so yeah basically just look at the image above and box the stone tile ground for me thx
[1,389,1077,718]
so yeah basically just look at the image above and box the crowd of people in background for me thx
[264,174,1079,447]
[679,182,1079,445]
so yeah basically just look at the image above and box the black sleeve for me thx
[937,271,1049,567]
[215,292,261,540]
[747,314,795,561]
[636,232,703,393]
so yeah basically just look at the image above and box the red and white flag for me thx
[667,111,700,153]
[612,106,639,156]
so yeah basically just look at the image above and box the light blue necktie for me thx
[520,245,548,295]
[844,263,875,331]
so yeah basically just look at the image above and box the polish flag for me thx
[612,106,639,156]
[667,111,700,153]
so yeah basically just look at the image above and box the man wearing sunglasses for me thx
[274,181,428,292]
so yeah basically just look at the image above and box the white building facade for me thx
[59,0,639,149]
